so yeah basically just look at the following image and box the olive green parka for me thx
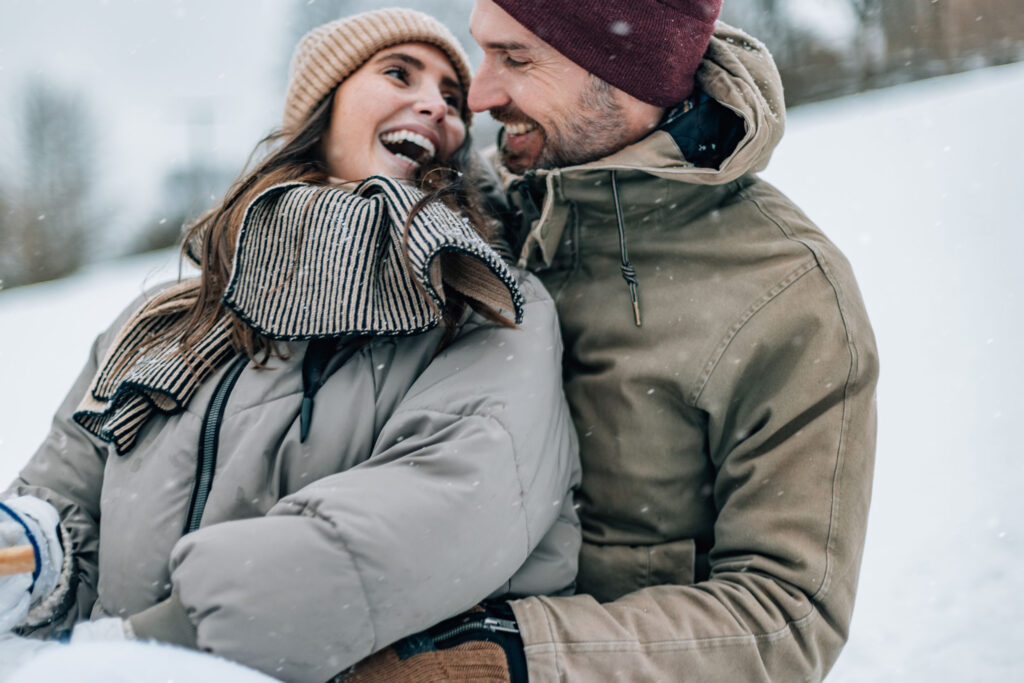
[494,22,879,682]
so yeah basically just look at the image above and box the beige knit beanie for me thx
[282,7,473,133]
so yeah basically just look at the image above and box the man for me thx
[344,1,878,681]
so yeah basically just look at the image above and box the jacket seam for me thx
[743,192,863,602]
[524,604,818,654]
[690,260,816,405]
[273,499,379,654]
[384,406,534,558]
[192,371,300,421]
[537,600,565,679]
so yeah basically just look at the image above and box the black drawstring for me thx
[611,171,642,327]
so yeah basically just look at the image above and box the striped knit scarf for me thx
[74,176,524,455]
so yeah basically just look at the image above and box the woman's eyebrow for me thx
[373,51,462,92]
[375,51,424,70]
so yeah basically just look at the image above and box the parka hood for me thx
[490,22,786,272]
[493,21,786,189]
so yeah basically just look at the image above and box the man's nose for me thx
[467,59,507,113]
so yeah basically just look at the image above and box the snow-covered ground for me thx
[2,62,1023,680]
[763,62,1024,682]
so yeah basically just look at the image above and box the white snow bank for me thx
[2,636,276,683]
[0,250,193,484]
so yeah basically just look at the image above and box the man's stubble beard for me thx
[497,75,635,173]
[537,75,631,169]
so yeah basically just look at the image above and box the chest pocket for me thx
[577,538,697,603]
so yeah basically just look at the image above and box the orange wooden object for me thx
[0,545,35,577]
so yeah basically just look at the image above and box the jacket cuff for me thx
[22,520,76,631]
[128,593,199,650]
[509,596,562,683]
[508,597,554,649]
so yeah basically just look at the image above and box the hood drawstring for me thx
[611,171,642,327]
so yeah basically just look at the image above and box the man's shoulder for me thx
[730,176,820,237]
[652,174,869,357]
[682,174,850,278]
[731,176,865,297]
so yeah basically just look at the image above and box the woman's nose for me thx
[415,90,447,121]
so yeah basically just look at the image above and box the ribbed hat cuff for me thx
[283,8,473,131]
[492,0,721,106]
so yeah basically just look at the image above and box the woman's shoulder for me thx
[498,266,557,327]
[452,266,561,353]
[511,266,554,307]
[95,278,200,352]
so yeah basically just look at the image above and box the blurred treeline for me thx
[0,83,103,288]
[1,0,1021,290]
[724,0,1024,103]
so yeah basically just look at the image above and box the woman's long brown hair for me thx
[151,89,511,367]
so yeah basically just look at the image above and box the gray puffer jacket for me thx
[6,272,580,682]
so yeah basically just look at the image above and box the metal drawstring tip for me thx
[632,300,642,327]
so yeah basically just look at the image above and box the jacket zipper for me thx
[391,611,524,681]
[431,616,520,645]
[182,354,249,535]
[428,614,525,682]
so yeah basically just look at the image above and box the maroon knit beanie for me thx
[491,0,722,106]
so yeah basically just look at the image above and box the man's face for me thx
[467,0,640,174]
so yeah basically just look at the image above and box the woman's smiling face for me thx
[322,42,467,182]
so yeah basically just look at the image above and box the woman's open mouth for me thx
[380,129,437,169]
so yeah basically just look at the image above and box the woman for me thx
[0,9,579,682]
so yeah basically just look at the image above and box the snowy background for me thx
[2,61,1022,681]
[764,62,1024,681]
[0,0,289,245]
[4,0,1020,288]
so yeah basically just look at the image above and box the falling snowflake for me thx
[610,21,631,36]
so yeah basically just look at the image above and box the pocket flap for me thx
[577,538,696,602]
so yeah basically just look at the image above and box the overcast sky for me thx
[0,0,494,251]
[0,0,293,240]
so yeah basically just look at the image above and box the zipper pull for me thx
[482,616,520,634]
[300,396,313,442]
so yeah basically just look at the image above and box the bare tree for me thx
[131,101,235,254]
[134,159,235,254]
[0,81,100,288]
[0,186,14,292]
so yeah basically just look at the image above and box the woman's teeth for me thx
[380,130,436,166]
[392,152,419,168]
[505,122,538,136]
